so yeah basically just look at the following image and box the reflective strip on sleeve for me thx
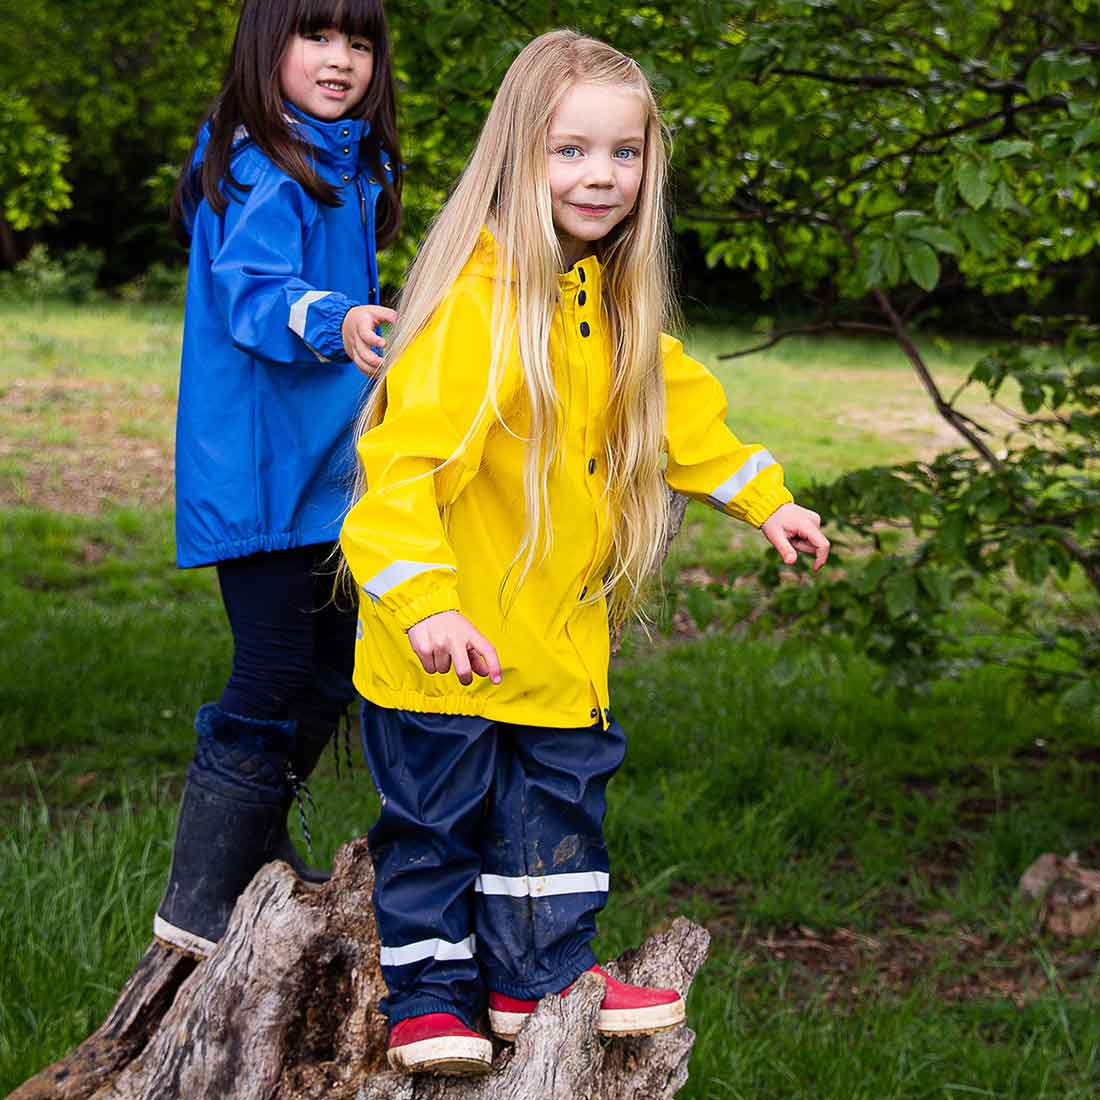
[288,290,333,361]
[379,935,476,967]
[362,560,456,603]
[288,290,331,338]
[706,449,776,509]
[475,871,610,898]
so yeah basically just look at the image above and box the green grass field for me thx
[2,302,1098,1097]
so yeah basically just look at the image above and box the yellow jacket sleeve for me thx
[340,280,518,630]
[662,334,793,527]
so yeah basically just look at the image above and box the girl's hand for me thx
[761,502,830,572]
[342,304,397,376]
[407,611,503,686]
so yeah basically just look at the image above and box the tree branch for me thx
[718,320,893,360]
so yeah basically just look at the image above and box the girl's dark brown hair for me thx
[171,0,402,247]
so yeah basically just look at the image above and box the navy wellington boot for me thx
[154,704,295,958]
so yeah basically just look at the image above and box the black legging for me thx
[215,543,357,732]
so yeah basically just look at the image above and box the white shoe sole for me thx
[490,995,685,1041]
[153,915,217,959]
[387,1034,493,1075]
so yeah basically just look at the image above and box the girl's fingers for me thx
[468,632,503,683]
[791,528,831,570]
[767,529,797,565]
[451,642,473,685]
[371,306,397,325]
[352,346,384,376]
[469,649,490,678]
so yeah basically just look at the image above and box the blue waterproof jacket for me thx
[174,106,385,567]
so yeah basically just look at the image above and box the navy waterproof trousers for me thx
[360,703,627,1027]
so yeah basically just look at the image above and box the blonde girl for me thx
[340,29,828,1075]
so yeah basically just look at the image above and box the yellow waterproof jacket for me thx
[340,230,793,729]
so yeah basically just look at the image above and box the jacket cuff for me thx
[393,589,462,632]
[737,485,795,528]
[287,289,359,361]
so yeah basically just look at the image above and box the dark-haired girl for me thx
[155,0,403,958]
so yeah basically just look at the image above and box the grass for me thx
[2,301,1099,1097]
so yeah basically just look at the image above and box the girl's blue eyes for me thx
[555,147,640,160]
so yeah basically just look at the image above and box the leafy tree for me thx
[0,93,71,234]
[655,0,1100,702]
[0,0,236,280]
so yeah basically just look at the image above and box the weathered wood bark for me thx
[12,837,709,1100]
[1019,852,1100,939]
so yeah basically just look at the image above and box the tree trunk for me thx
[12,837,709,1100]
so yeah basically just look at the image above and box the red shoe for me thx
[386,1012,493,1075]
[489,965,685,1040]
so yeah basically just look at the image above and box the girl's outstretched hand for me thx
[342,304,397,376]
[761,502,830,572]
[407,611,503,686]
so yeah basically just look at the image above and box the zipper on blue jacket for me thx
[357,179,379,304]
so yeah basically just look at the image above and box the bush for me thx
[116,261,188,305]
[0,244,104,303]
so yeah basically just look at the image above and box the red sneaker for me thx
[386,1012,493,1075]
[489,965,685,1040]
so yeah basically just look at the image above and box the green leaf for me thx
[1072,119,1100,153]
[934,176,956,221]
[908,226,962,255]
[957,212,1000,258]
[956,160,994,209]
[883,238,902,285]
[992,180,1022,212]
[989,139,1033,160]
[1026,57,1048,102]
[1013,542,1051,584]
[883,572,918,619]
[902,240,940,292]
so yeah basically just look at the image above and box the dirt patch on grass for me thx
[0,377,174,512]
[834,398,1018,462]
[722,919,1099,1005]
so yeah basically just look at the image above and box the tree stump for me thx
[12,837,709,1100]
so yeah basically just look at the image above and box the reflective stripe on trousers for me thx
[360,703,627,1026]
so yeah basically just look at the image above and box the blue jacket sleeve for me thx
[209,166,359,365]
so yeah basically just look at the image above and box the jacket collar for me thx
[465,226,602,292]
[284,102,370,154]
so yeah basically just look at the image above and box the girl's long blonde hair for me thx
[349,29,675,626]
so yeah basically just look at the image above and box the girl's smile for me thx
[280,28,374,120]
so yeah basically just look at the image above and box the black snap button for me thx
[579,321,590,337]
[341,128,350,137]
[578,289,587,306]
[587,457,596,474]
[590,707,598,719]
[578,267,586,283]
[342,173,351,182]
[342,146,350,155]
[384,161,391,170]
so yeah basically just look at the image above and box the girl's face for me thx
[546,82,646,268]
[279,28,374,120]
